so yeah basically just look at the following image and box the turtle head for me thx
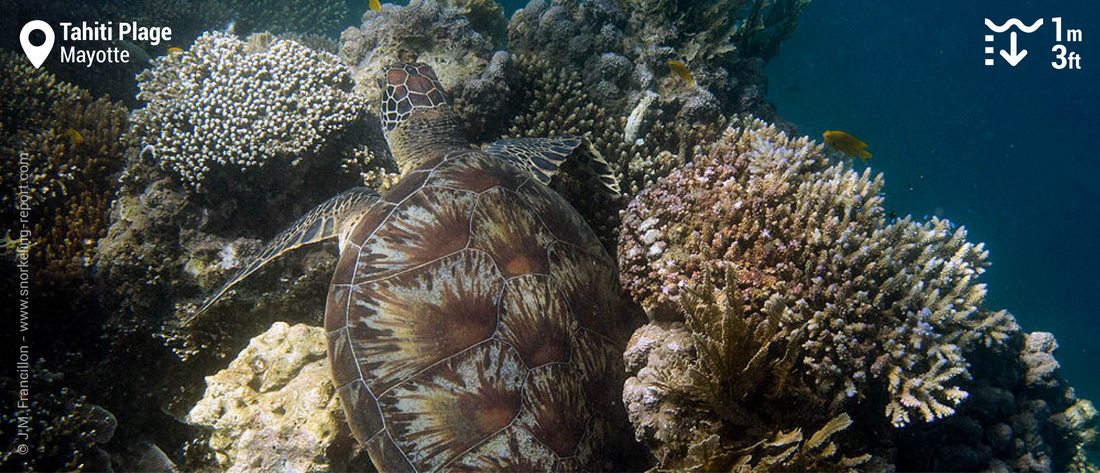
[379,63,469,172]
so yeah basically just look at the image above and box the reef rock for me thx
[187,322,368,472]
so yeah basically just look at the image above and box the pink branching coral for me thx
[618,117,1018,427]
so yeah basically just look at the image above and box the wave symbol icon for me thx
[984,18,1044,33]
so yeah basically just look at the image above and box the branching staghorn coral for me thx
[0,52,128,277]
[618,118,1018,431]
[131,32,367,192]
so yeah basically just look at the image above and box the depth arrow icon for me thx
[1000,31,1027,66]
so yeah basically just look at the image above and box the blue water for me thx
[767,1,1099,403]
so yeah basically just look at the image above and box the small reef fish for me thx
[667,60,696,88]
[370,0,382,12]
[66,128,84,145]
[823,130,872,162]
[167,47,184,54]
[112,39,152,66]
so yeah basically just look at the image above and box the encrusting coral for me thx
[131,31,367,192]
[618,117,1097,470]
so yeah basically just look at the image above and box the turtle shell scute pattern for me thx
[325,151,643,471]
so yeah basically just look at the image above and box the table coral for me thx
[131,31,367,192]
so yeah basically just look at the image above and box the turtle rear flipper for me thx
[484,137,620,196]
[187,186,380,323]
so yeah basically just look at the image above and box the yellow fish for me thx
[66,128,84,145]
[167,47,184,54]
[823,130,872,162]
[667,60,696,88]
[369,0,382,11]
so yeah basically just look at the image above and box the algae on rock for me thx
[187,322,369,472]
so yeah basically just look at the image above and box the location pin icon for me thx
[20,20,55,69]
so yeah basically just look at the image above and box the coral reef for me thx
[333,0,806,246]
[0,51,128,278]
[0,51,127,281]
[617,118,1097,470]
[892,331,1098,471]
[0,366,117,471]
[86,29,379,469]
[502,56,728,245]
[339,0,508,141]
[497,0,807,243]
[621,294,874,471]
[90,156,342,465]
[619,119,1016,422]
[187,322,369,472]
[131,31,367,192]
[88,51,370,467]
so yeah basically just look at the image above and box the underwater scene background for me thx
[764,0,1100,413]
[1,0,1096,471]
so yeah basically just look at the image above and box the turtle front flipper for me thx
[484,137,621,196]
[187,187,381,322]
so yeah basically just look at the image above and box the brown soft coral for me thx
[0,52,128,278]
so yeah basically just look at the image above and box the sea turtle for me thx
[197,63,646,470]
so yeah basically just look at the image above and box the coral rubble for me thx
[187,322,369,472]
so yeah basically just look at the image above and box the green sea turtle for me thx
[197,63,645,470]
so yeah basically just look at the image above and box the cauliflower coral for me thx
[131,32,366,191]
